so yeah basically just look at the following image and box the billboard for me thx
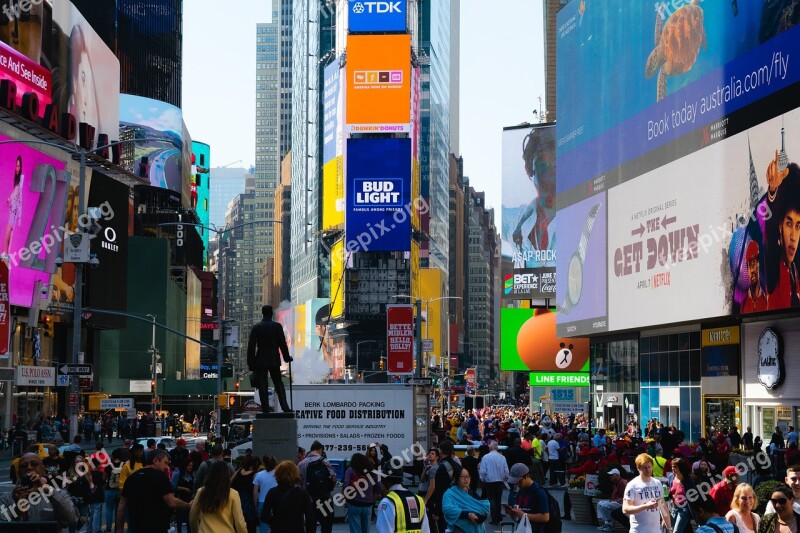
[0,1,120,148]
[501,124,557,300]
[348,0,407,33]
[0,134,69,308]
[120,94,186,197]
[322,62,344,165]
[557,0,800,336]
[330,240,345,319]
[346,138,411,252]
[345,34,411,132]
[191,141,211,265]
[322,156,344,231]
[84,171,129,328]
[500,308,589,373]
[387,304,414,375]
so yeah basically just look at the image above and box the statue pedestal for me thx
[251,414,297,463]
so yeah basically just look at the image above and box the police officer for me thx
[376,463,430,533]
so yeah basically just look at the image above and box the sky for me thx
[182,0,545,215]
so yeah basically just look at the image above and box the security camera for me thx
[89,254,100,268]
[41,285,48,296]
[55,256,63,267]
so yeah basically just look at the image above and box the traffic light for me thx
[40,315,54,337]
[379,358,384,370]
[150,380,156,394]
[235,381,240,391]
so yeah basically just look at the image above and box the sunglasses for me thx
[770,497,789,506]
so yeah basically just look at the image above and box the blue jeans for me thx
[105,488,119,531]
[347,504,372,533]
[89,502,103,533]
[671,504,693,533]
[257,501,271,533]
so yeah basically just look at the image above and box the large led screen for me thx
[500,308,589,373]
[346,138,412,252]
[501,124,557,300]
[120,94,186,197]
[322,61,344,165]
[556,1,800,336]
[348,0,408,33]
[0,1,120,147]
[345,34,411,132]
[0,134,68,308]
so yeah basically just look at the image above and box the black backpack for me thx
[538,486,562,533]
[305,457,334,498]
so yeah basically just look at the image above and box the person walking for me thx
[669,457,695,533]
[622,453,671,533]
[343,452,379,533]
[259,460,315,533]
[504,463,551,533]
[298,440,337,533]
[189,461,248,532]
[232,455,259,533]
[116,449,192,533]
[442,468,489,533]
[376,463,429,533]
[253,455,277,533]
[478,441,509,525]
[118,444,145,492]
[66,455,93,533]
[246,305,294,413]
[172,459,196,533]
[194,444,234,492]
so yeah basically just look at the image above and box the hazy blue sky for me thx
[182,0,545,214]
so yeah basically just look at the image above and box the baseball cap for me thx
[608,468,621,476]
[746,241,760,262]
[723,466,739,477]
[507,463,530,484]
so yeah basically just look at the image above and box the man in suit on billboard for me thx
[247,305,293,413]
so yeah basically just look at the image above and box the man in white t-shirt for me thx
[623,453,671,533]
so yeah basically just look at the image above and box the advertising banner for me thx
[0,41,51,119]
[346,138,411,252]
[0,134,69,308]
[501,308,589,373]
[0,261,8,356]
[322,62,344,165]
[465,368,475,394]
[15,365,55,387]
[191,141,211,264]
[293,385,415,461]
[502,124,557,300]
[85,171,129,328]
[322,156,344,231]
[120,94,186,197]
[556,193,607,336]
[345,34,411,132]
[530,373,589,387]
[386,304,414,375]
[330,240,345,319]
[348,0,407,33]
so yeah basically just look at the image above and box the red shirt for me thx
[709,480,735,516]
[769,258,800,310]
[741,289,768,313]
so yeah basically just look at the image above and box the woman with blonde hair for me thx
[725,483,760,533]
[190,460,248,532]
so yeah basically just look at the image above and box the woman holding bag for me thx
[442,469,490,533]
[190,461,249,532]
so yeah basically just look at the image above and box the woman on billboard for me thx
[2,155,23,258]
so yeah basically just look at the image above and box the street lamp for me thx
[157,219,281,436]
[0,135,166,441]
[355,340,377,383]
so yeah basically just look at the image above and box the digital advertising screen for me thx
[501,124,557,300]
[322,62,344,165]
[0,0,120,147]
[556,0,800,336]
[0,134,69,308]
[345,34,411,132]
[348,0,408,33]
[346,138,412,252]
[191,141,211,265]
[120,93,186,196]
[322,156,344,231]
[500,308,589,373]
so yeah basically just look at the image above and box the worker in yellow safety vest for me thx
[376,462,430,533]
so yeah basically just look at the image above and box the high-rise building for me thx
[290,0,335,304]
[418,0,453,275]
[273,152,293,307]
[70,0,183,107]
[448,154,465,370]
[208,167,249,231]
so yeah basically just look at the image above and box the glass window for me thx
[690,350,702,381]
[659,335,669,352]
[668,354,679,382]
[690,331,701,349]
[640,337,650,354]
[669,334,680,351]
[679,351,691,383]
[640,352,651,385]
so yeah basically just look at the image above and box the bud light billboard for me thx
[348,0,407,33]
[346,138,411,252]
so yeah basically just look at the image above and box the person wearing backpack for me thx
[344,452,379,533]
[104,449,123,533]
[298,440,337,533]
[505,463,561,533]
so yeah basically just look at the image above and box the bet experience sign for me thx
[346,138,411,252]
[348,0,407,33]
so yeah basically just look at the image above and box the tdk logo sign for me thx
[354,179,403,207]
[349,0,406,32]
[353,1,402,13]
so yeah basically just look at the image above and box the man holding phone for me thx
[504,463,550,533]
[623,453,671,532]
[0,452,79,526]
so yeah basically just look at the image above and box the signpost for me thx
[100,398,135,409]
[58,364,92,376]
[422,339,434,352]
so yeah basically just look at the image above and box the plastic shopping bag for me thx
[515,514,533,533]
